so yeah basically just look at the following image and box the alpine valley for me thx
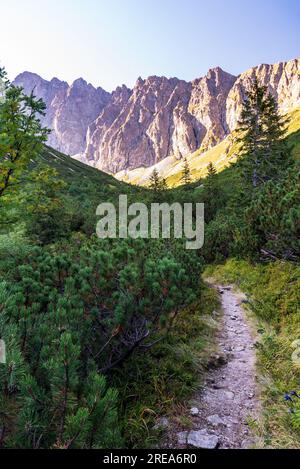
[1,48,300,451]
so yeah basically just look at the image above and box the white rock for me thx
[235,346,245,352]
[153,417,169,429]
[177,431,188,445]
[207,414,225,427]
[241,437,259,449]
[187,430,219,449]
[224,390,235,400]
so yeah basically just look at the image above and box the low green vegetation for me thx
[1,67,299,449]
[112,286,219,448]
[0,67,214,448]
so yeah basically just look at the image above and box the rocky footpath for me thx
[163,285,261,449]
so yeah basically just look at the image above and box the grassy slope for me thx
[40,146,126,189]
[204,260,300,448]
[116,106,300,188]
[41,104,300,195]
[286,107,300,161]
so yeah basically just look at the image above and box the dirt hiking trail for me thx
[166,284,262,449]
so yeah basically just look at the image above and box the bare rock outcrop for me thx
[86,69,236,172]
[85,76,204,172]
[86,59,300,173]
[13,72,110,155]
[189,67,236,151]
[13,58,300,173]
[226,58,300,131]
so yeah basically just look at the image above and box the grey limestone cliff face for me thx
[189,67,237,151]
[85,76,204,172]
[14,58,300,173]
[13,72,110,155]
[226,59,300,131]
[85,69,236,172]
[85,59,300,173]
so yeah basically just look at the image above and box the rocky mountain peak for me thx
[15,71,46,84]
[206,66,233,81]
[112,84,132,102]
[13,58,300,173]
[71,77,87,86]
[13,72,110,155]
[135,76,145,88]
[85,74,198,173]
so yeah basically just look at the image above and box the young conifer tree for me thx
[207,161,217,178]
[238,79,289,188]
[204,162,220,222]
[206,162,217,197]
[181,157,192,185]
[0,67,50,200]
[149,168,166,191]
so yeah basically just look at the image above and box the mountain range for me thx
[13,58,300,180]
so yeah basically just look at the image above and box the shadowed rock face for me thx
[13,58,300,173]
[13,72,111,155]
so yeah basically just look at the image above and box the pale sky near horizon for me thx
[0,0,299,91]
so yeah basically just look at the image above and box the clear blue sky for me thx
[0,0,299,91]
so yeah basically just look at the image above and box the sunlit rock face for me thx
[226,59,300,131]
[85,69,236,173]
[188,67,237,151]
[14,58,300,173]
[85,76,205,172]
